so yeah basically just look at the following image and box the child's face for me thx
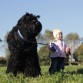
[56,32,63,40]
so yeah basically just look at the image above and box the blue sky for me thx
[0,0,83,56]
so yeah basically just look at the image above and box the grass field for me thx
[0,65,83,83]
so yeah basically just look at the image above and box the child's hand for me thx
[66,47,71,55]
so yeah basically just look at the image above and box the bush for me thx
[71,62,79,65]
[38,45,50,66]
[0,57,7,66]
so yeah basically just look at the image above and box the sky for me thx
[0,0,83,56]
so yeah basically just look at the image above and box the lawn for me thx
[0,65,83,83]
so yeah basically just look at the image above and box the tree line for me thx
[37,29,83,65]
[0,30,83,66]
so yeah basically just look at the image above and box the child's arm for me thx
[49,43,56,52]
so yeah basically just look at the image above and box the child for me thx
[49,29,71,75]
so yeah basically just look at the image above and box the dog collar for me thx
[18,30,27,41]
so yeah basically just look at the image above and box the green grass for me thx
[0,65,83,83]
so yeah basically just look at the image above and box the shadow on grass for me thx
[65,68,83,75]
[76,68,83,74]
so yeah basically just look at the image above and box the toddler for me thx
[49,29,71,74]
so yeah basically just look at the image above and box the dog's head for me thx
[16,12,42,39]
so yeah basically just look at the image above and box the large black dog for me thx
[6,13,42,77]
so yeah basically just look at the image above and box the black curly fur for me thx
[6,12,42,77]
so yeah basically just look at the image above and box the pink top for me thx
[49,40,68,58]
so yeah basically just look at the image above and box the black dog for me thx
[6,13,42,77]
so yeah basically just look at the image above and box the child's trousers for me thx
[49,57,65,75]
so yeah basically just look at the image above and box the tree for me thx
[37,29,53,45]
[78,44,83,62]
[81,37,83,44]
[2,32,9,64]
[43,30,53,43]
[38,45,50,65]
[37,30,53,65]
[44,30,53,39]
[36,33,44,44]
[74,44,83,63]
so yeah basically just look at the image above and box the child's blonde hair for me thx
[53,29,62,38]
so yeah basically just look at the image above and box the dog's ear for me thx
[37,15,40,18]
